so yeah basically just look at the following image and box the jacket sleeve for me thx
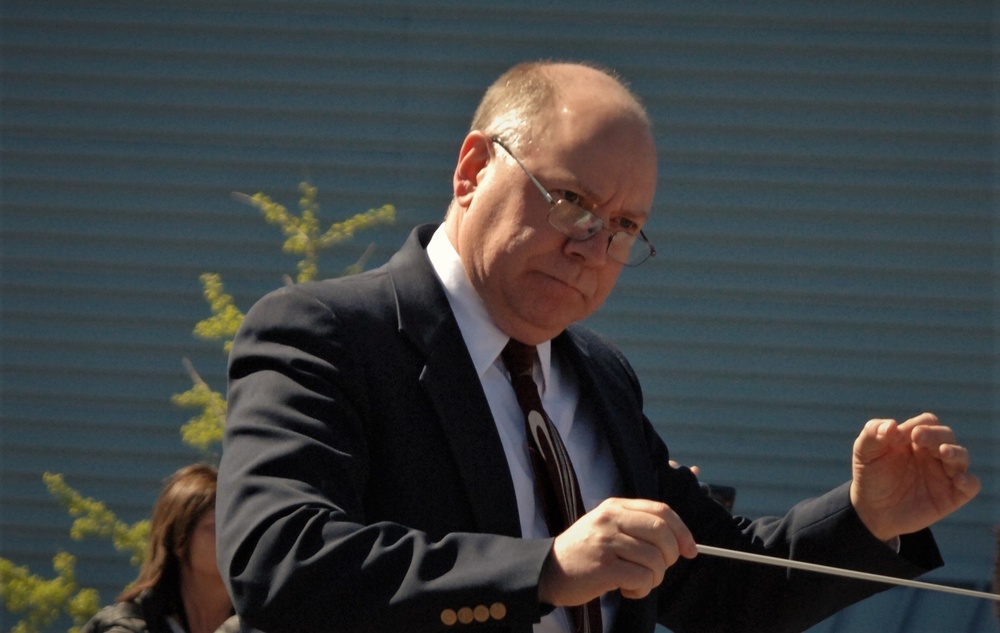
[78,603,148,633]
[216,283,552,633]
[549,326,944,633]
[644,418,944,633]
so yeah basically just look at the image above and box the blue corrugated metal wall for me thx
[2,2,996,631]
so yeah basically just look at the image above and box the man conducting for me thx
[216,60,981,633]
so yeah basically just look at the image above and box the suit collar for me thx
[385,224,451,357]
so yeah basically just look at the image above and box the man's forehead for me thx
[547,65,647,120]
[545,118,657,197]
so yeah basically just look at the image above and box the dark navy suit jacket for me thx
[216,224,942,633]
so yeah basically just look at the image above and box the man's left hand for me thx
[850,412,981,543]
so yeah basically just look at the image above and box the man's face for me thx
[450,69,657,344]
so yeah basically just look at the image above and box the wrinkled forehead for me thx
[537,107,658,210]
[540,71,651,155]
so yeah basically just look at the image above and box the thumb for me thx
[854,419,902,463]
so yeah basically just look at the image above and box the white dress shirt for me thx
[427,227,622,633]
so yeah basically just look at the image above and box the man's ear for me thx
[452,132,492,207]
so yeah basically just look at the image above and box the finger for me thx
[619,571,662,598]
[853,418,900,462]
[933,446,982,502]
[545,501,683,606]
[909,424,957,451]
[898,411,941,431]
[952,471,983,501]
[904,426,981,500]
[621,587,650,600]
[613,498,697,560]
[623,499,698,566]
[934,443,971,471]
[669,460,700,478]
[608,536,670,595]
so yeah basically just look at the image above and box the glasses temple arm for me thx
[491,137,556,205]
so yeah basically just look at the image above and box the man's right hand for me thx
[537,497,697,606]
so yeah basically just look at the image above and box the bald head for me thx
[469,61,651,151]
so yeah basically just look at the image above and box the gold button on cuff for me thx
[440,609,457,626]
[457,607,474,624]
[490,602,507,620]
[473,605,489,622]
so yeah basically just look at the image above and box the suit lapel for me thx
[555,329,660,632]
[554,329,657,502]
[387,226,522,538]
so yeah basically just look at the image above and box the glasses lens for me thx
[549,201,653,266]
[549,200,602,240]
[608,232,647,266]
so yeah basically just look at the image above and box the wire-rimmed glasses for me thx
[491,136,656,267]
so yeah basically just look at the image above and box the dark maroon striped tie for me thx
[501,339,603,633]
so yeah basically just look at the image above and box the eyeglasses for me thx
[491,136,656,267]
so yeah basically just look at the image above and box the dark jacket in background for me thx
[80,588,240,633]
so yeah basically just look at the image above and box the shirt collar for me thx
[426,226,552,390]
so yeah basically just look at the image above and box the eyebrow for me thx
[552,173,650,222]
[494,137,650,223]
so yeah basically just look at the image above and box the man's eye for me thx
[554,189,584,206]
[614,217,639,233]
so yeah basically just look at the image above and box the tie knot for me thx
[501,339,536,377]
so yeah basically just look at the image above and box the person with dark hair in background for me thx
[216,60,981,633]
[81,464,238,633]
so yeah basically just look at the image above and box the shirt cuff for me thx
[884,535,901,553]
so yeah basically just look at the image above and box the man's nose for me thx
[563,230,611,264]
